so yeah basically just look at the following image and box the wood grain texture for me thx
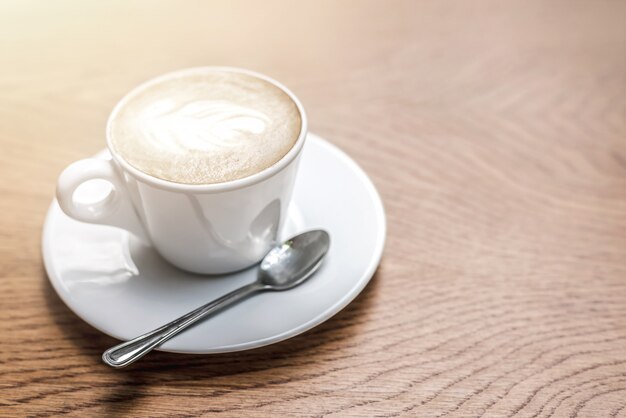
[2,0,626,416]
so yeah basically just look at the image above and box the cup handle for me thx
[56,158,149,243]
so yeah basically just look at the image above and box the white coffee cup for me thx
[56,68,307,274]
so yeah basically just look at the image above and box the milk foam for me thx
[109,70,301,184]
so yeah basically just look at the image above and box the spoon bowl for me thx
[260,230,330,290]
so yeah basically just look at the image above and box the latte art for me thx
[137,99,271,153]
[109,69,302,184]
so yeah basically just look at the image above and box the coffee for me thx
[109,69,302,184]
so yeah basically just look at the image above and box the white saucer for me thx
[42,134,386,354]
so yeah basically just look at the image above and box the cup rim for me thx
[105,66,307,192]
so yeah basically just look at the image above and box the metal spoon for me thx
[102,230,330,368]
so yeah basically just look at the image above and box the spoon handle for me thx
[102,282,263,368]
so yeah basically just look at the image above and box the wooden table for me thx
[3,1,626,416]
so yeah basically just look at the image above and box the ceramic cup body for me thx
[56,67,307,274]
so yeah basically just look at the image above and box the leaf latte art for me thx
[136,99,271,153]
